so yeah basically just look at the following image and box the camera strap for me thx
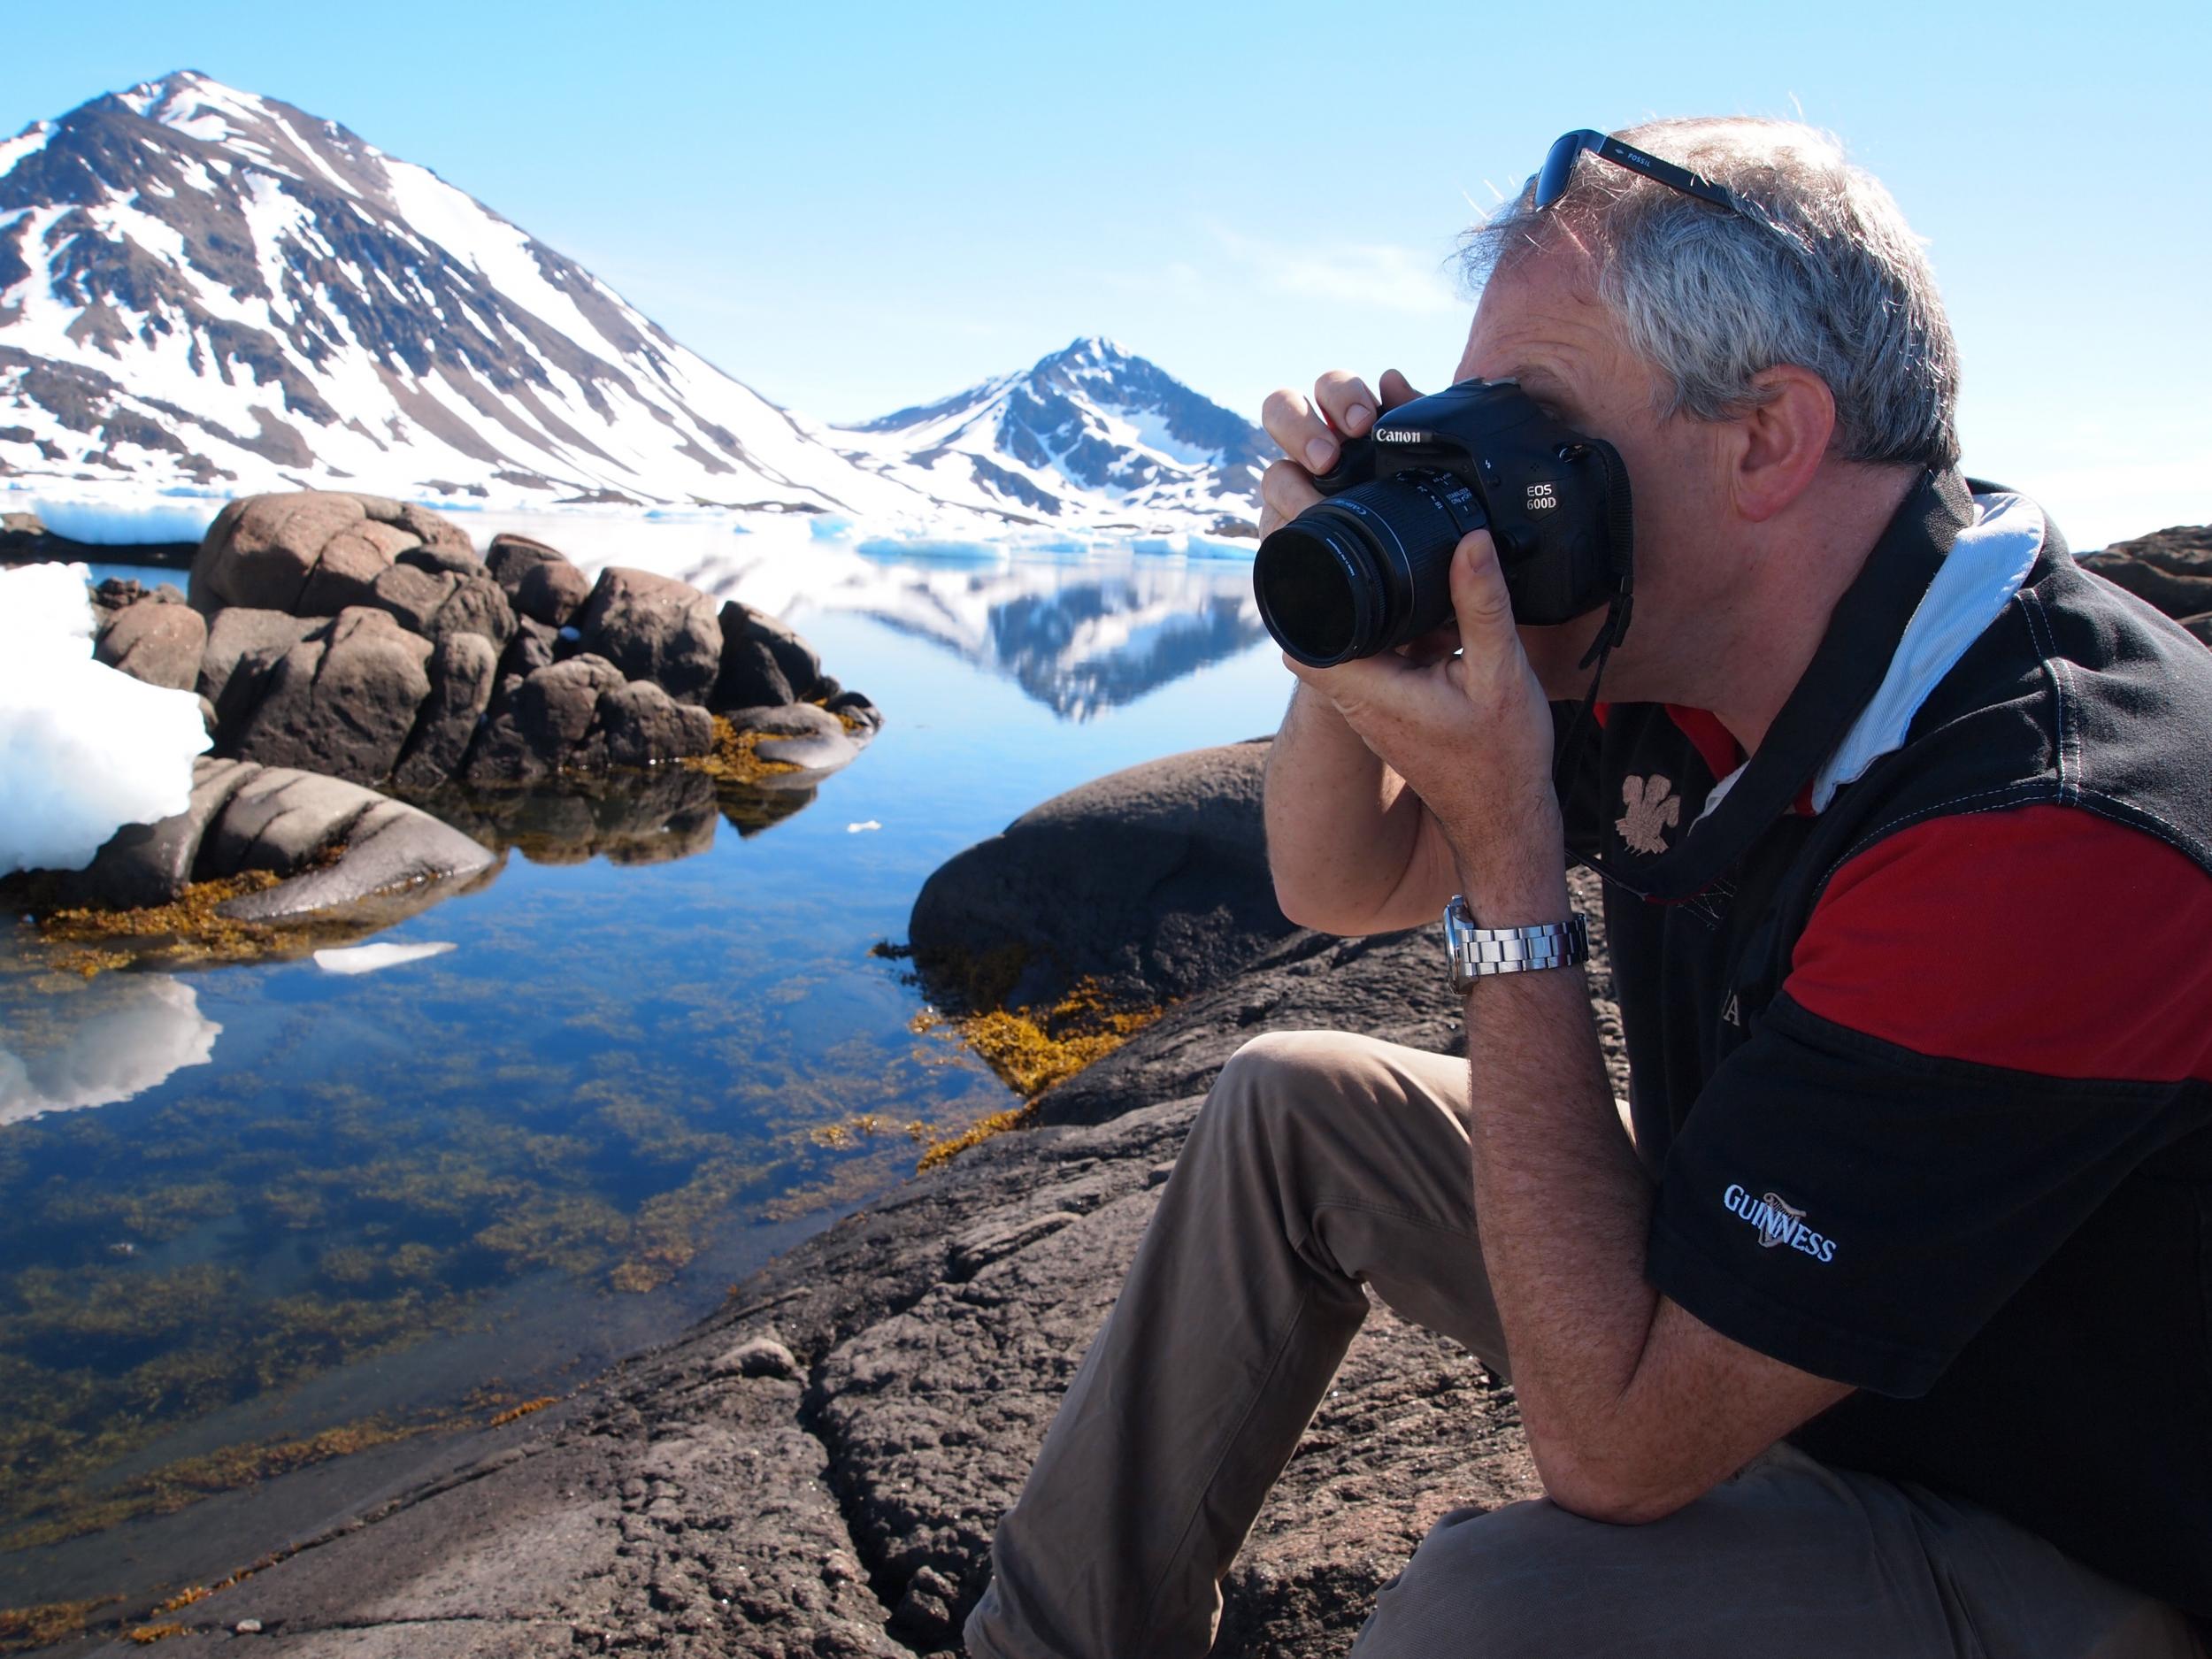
[1557,467,1970,904]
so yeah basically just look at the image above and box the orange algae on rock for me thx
[909,976,1165,1170]
[681,716,802,784]
[27,869,284,976]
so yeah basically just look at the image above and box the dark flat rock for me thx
[910,738,1293,1010]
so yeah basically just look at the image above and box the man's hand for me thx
[1257,368,1425,537]
[1281,527,1563,917]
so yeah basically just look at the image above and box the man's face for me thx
[1455,249,1740,702]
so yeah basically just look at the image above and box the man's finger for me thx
[1314,371,1379,439]
[1379,369,1425,411]
[1448,529,1516,650]
[1261,458,1323,527]
[1260,387,1341,475]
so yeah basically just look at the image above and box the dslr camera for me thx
[1253,378,1633,667]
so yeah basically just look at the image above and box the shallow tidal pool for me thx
[0,529,1290,1608]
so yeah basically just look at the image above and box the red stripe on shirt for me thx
[1786,805,2212,1082]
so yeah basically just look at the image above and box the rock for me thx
[233,608,434,784]
[2081,551,2212,619]
[599,679,715,768]
[199,765,388,876]
[396,542,481,580]
[94,596,207,692]
[483,532,567,599]
[367,559,515,652]
[461,654,627,783]
[757,730,862,772]
[573,567,721,704]
[395,501,474,560]
[826,689,884,734]
[718,1336,799,1379]
[52,757,259,909]
[393,633,499,792]
[295,518,416,614]
[197,607,321,731]
[910,739,1293,1010]
[218,796,495,923]
[191,492,370,612]
[503,614,559,678]
[2098,523,2212,575]
[714,600,795,709]
[2182,613,2212,648]
[516,557,591,628]
[730,701,848,741]
[745,607,825,699]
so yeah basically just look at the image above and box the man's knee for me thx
[1356,1502,1626,1659]
[1200,1030,1361,1143]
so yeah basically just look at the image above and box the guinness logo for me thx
[1723,1183,1837,1263]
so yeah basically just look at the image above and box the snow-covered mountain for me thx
[0,73,1267,536]
[831,336,1270,536]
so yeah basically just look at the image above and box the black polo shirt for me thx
[1556,472,2212,1615]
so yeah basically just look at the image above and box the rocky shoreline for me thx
[21,741,1627,1657]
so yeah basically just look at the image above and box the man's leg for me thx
[964,1030,1504,1659]
[1352,1441,2208,1659]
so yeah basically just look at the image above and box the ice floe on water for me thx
[0,973,221,1124]
[0,562,211,878]
[311,941,457,975]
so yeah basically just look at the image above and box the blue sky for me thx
[4,0,2208,544]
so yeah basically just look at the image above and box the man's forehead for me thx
[1458,254,1629,388]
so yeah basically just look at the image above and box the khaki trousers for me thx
[963,1031,2208,1659]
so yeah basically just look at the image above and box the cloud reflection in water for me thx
[0,973,220,1124]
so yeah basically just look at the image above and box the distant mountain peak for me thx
[829,337,1270,535]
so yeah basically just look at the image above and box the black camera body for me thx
[1253,378,1633,667]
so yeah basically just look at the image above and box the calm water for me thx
[0,526,1290,1587]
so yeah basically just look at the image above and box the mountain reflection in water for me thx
[680,539,1265,721]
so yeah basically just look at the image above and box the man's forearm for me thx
[1451,849,1674,1516]
[1262,680,1427,932]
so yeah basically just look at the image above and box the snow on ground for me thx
[0,562,211,878]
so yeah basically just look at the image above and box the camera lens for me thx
[1254,472,1486,666]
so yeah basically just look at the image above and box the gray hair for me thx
[1460,118,1960,470]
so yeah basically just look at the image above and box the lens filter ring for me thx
[1253,516,1380,668]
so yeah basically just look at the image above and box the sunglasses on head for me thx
[1535,128,1771,232]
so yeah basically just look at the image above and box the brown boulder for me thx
[367,559,515,651]
[484,532,568,595]
[573,566,721,704]
[2080,552,2212,619]
[393,633,500,792]
[714,600,795,709]
[233,608,434,784]
[190,492,367,612]
[462,654,628,783]
[600,680,715,768]
[296,519,417,614]
[516,557,591,627]
[190,491,477,618]
[95,597,207,692]
[197,607,322,733]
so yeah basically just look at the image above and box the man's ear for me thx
[1728,365,1836,523]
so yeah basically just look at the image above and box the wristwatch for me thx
[1441,895,1590,992]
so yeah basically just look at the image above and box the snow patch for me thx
[0,563,211,878]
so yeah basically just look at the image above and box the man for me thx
[964,118,2212,1656]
